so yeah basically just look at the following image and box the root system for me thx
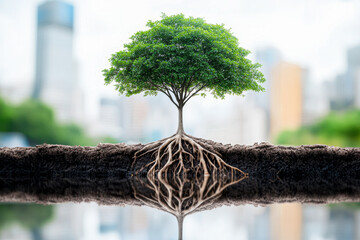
[132,133,248,179]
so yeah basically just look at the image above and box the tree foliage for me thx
[277,110,360,147]
[103,14,265,108]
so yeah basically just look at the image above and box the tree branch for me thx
[182,77,195,100]
[183,85,205,105]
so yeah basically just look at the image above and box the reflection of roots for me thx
[132,134,248,179]
[133,169,248,217]
[131,133,248,217]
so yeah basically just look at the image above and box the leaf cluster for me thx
[103,14,265,107]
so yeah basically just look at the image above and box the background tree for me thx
[0,97,117,146]
[103,13,265,134]
[277,110,360,147]
[10,99,93,146]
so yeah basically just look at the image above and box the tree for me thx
[103,13,265,135]
[103,14,264,238]
[103,13,264,175]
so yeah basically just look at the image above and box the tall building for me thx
[348,45,360,109]
[270,61,303,140]
[301,70,329,125]
[348,45,360,73]
[355,68,360,108]
[248,47,282,139]
[33,1,82,122]
[253,47,282,113]
[328,44,360,110]
[329,72,353,110]
[269,62,305,240]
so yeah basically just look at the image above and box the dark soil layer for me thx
[0,141,360,207]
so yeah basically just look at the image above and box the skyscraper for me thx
[301,70,329,125]
[249,47,282,139]
[33,1,81,122]
[355,68,360,108]
[253,47,282,113]
[328,44,360,110]
[348,45,360,109]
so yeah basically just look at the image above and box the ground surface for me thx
[0,140,360,208]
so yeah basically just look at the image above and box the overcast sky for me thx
[1,0,360,96]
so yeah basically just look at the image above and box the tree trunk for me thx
[177,216,183,240]
[177,105,184,135]
[0,142,360,206]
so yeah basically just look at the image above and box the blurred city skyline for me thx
[1,0,360,143]
[1,0,360,102]
[1,1,360,239]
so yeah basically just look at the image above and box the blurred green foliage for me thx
[0,96,116,237]
[277,110,360,209]
[277,110,360,147]
[0,97,94,146]
[0,203,54,231]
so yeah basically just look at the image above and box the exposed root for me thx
[131,133,248,218]
[132,133,248,179]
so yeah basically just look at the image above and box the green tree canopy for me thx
[103,13,265,108]
[104,14,265,134]
[0,98,14,132]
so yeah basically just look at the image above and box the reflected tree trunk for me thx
[177,216,183,240]
[31,227,42,240]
